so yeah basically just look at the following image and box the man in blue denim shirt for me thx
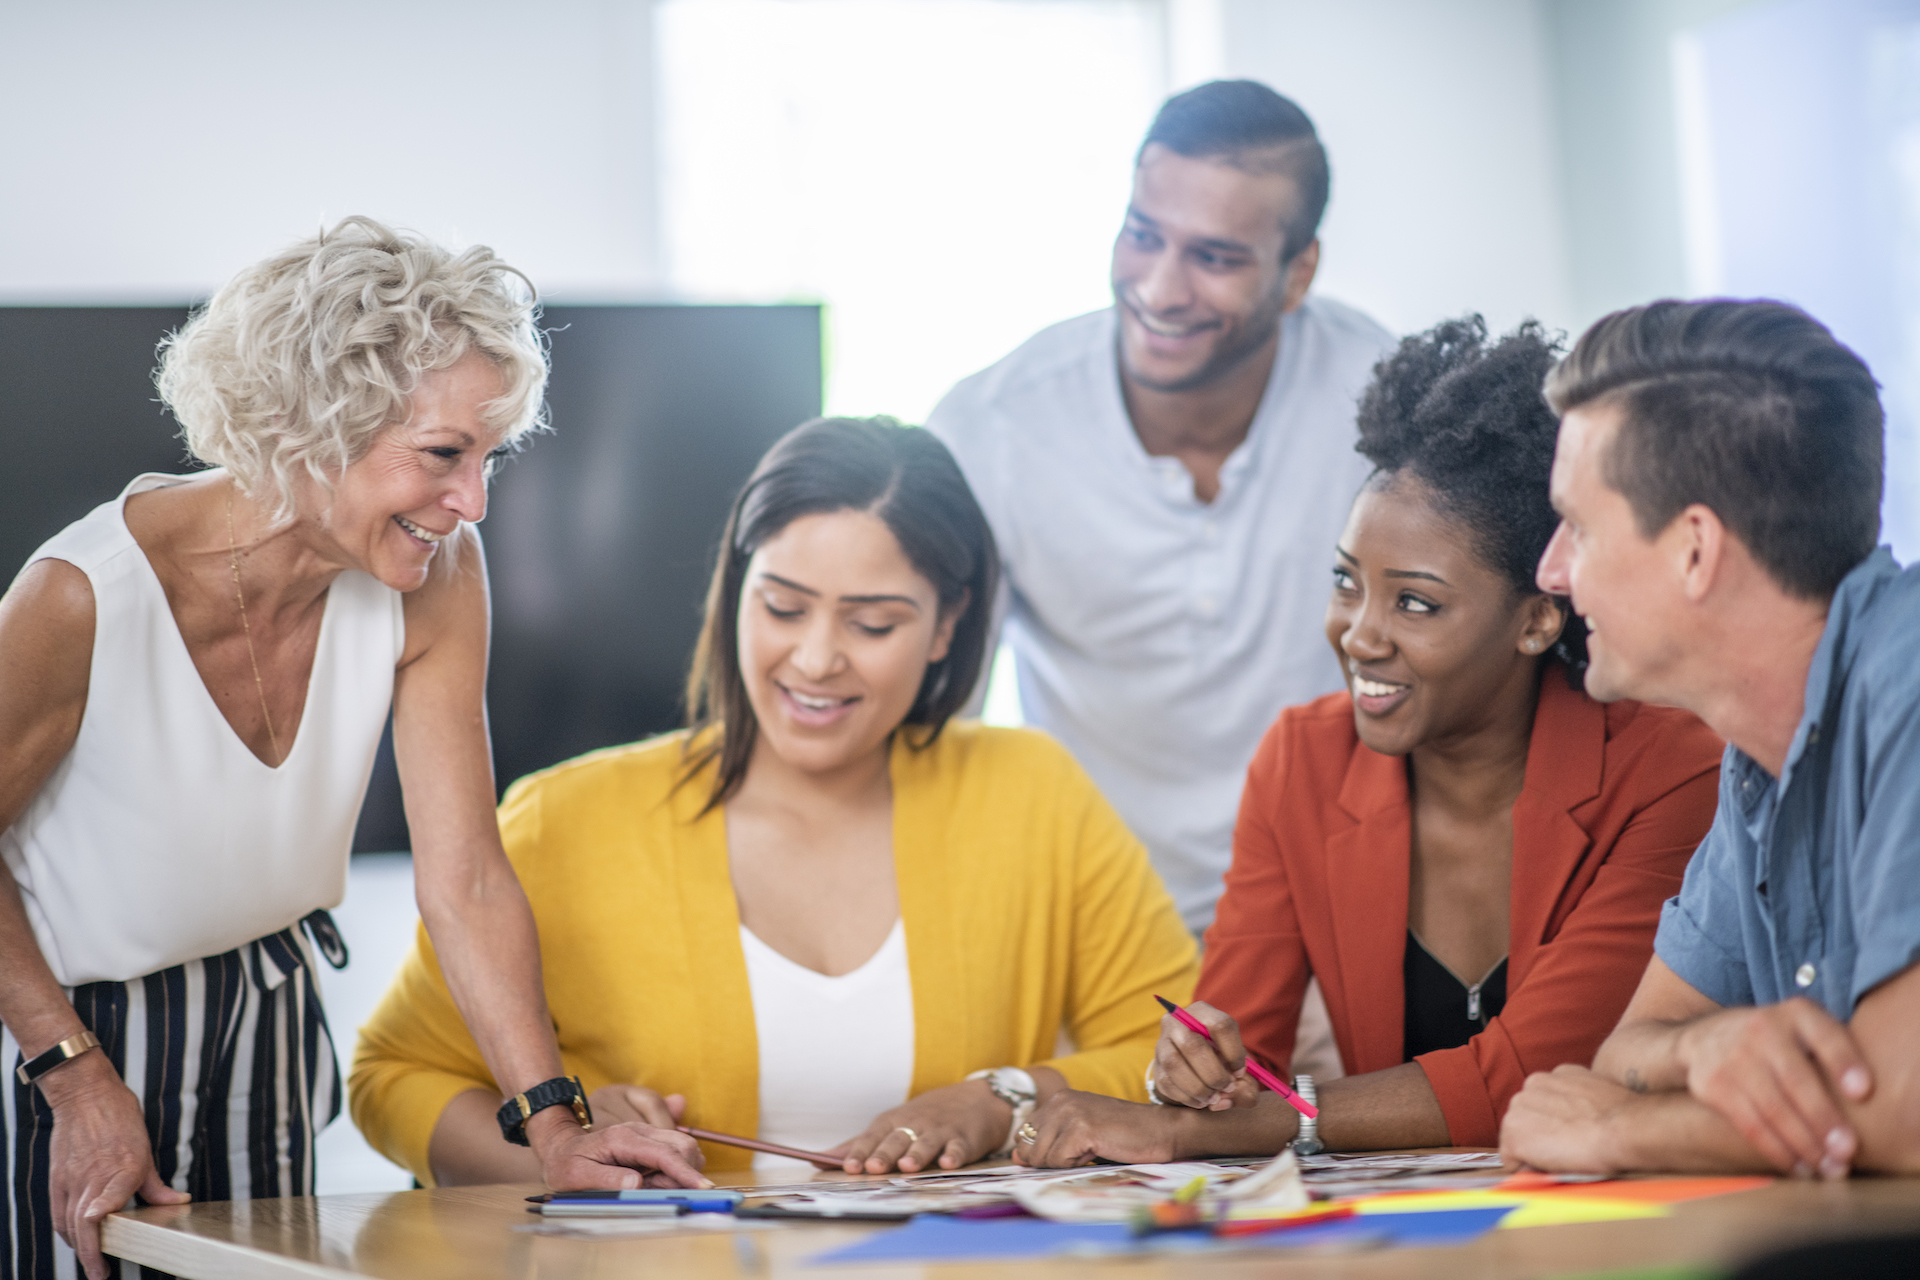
[1500,300,1920,1178]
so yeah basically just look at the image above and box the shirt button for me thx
[1795,963,1817,988]
[1196,594,1218,617]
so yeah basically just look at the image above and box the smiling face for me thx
[306,351,510,592]
[737,509,960,781]
[1110,144,1315,393]
[1536,401,1690,704]
[1326,475,1567,757]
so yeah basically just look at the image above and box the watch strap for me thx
[496,1076,593,1147]
[967,1067,1040,1156]
[16,1030,101,1087]
[967,1066,1038,1109]
[1290,1074,1322,1156]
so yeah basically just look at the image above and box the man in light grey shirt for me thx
[928,81,1394,936]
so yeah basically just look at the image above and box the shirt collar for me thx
[1102,304,1306,509]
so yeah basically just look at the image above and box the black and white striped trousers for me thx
[2,923,340,1280]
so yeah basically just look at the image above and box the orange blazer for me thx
[1198,672,1723,1146]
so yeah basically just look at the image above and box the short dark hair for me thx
[1357,315,1588,681]
[1140,79,1329,260]
[682,416,998,811]
[1545,300,1883,599]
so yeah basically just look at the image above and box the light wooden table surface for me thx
[103,1161,1920,1280]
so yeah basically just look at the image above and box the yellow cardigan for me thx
[348,722,1199,1181]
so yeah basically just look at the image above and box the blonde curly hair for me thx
[157,216,548,519]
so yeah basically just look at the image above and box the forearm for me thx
[1590,1018,1691,1094]
[1320,1063,1452,1150]
[1163,1062,1448,1157]
[0,873,91,1056]
[1603,1092,1775,1174]
[1161,1092,1299,1159]
[415,859,564,1100]
[428,1088,543,1187]
[1592,957,1728,1093]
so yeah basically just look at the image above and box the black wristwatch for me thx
[496,1076,593,1146]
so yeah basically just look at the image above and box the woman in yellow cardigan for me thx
[349,416,1199,1186]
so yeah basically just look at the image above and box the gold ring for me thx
[894,1127,919,1144]
[1017,1122,1040,1145]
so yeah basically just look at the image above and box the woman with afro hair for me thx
[1015,316,1726,1162]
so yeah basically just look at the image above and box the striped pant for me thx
[2,925,340,1280]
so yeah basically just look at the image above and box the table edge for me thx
[103,1213,362,1280]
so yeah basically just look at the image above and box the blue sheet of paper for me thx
[806,1207,1515,1264]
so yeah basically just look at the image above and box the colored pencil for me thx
[1215,1204,1357,1237]
[1154,995,1320,1119]
[677,1125,844,1169]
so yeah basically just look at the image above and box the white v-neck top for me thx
[739,919,915,1169]
[1,472,403,985]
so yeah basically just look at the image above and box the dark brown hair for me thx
[681,416,998,811]
[1545,299,1882,599]
[1140,79,1328,261]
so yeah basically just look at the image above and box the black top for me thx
[1403,931,1508,1060]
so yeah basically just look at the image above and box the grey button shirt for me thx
[1655,548,1920,1018]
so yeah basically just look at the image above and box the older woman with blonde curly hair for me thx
[0,218,704,1280]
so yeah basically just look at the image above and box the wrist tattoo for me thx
[1624,1068,1648,1095]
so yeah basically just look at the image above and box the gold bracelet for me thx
[16,1030,102,1087]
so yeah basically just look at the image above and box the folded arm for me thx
[1506,957,1920,1176]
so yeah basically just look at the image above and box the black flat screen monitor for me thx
[0,304,824,851]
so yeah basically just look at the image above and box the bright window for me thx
[1673,0,1920,560]
[655,0,1167,423]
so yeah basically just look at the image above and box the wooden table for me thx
[103,1163,1920,1280]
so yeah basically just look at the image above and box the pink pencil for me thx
[1155,995,1319,1120]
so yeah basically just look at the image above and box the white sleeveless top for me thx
[0,472,404,985]
[740,919,915,1169]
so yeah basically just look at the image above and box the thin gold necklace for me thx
[225,486,283,766]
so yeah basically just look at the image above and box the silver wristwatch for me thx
[968,1066,1039,1155]
[1290,1074,1323,1156]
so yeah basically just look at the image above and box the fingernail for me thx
[1819,1157,1849,1181]
[1791,1162,1813,1180]
[700,1179,716,1190]
[1827,1128,1856,1156]
[1843,1067,1870,1098]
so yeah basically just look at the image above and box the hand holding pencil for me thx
[1152,996,1315,1117]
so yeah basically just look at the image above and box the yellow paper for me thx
[1350,1190,1671,1228]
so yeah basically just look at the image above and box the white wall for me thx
[0,0,660,302]
[1538,0,1756,327]
[4,0,1585,345]
[1216,0,1574,339]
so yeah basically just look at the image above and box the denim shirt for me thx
[1655,548,1920,1019]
